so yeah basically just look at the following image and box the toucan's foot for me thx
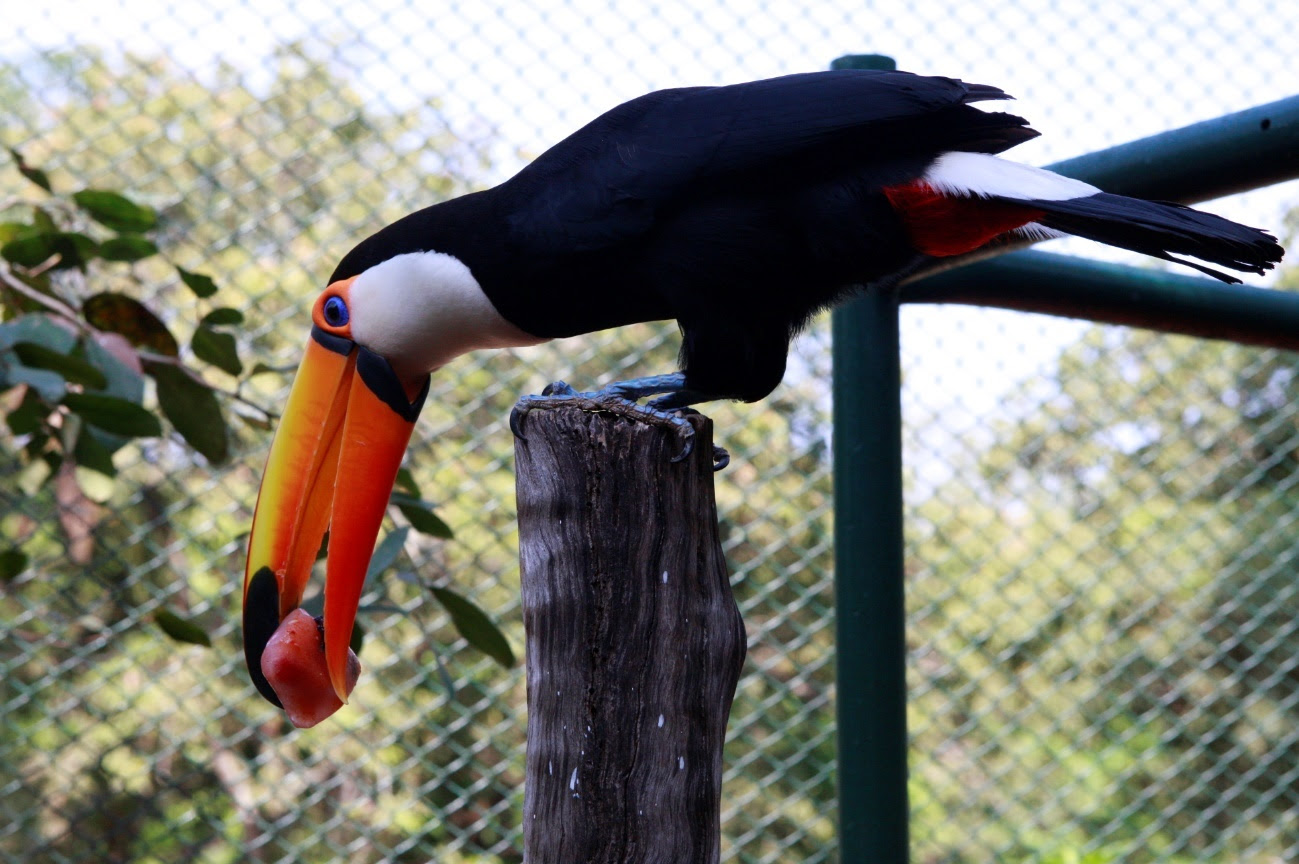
[710,444,730,472]
[511,376,700,463]
[657,405,729,471]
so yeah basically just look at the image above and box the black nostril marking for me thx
[1260,118,1271,131]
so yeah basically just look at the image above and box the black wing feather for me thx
[502,70,1036,252]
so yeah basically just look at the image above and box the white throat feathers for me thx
[348,250,548,378]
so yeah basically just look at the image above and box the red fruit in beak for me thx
[260,608,362,728]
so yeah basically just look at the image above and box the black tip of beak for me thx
[243,566,284,708]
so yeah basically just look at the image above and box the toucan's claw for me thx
[711,445,730,472]
[511,381,577,440]
[511,380,697,463]
[541,380,577,397]
[508,403,529,441]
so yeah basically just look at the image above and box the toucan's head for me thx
[241,245,543,720]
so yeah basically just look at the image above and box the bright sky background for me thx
[10,0,1295,164]
[5,0,1297,477]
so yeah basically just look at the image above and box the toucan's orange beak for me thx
[243,324,428,708]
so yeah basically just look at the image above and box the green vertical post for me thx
[830,53,910,864]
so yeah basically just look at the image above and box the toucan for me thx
[242,69,1283,724]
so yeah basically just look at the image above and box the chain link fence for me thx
[2,2,1297,861]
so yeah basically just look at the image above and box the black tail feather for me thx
[960,81,1014,103]
[945,110,1041,155]
[1023,192,1284,283]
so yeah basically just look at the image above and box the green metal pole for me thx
[1045,94,1299,203]
[830,53,910,864]
[904,249,1299,351]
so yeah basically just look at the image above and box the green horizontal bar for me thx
[904,250,1299,352]
[1045,94,1299,203]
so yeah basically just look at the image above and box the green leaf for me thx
[2,232,98,271]
[200,307,244,327]
[155,609,211,647]
[1,233,53,268]
[0,222,28,246]
[73,425,118,477]
[8,149,51,193]
[350,620,366,654]
[83,293,179,356]
[149,362,228,463]
[367,526,409,580]
[80,338,145,403]
[191,325,242,376]
[63,391,161,437]
[0,548,28,583]
[99,235,159,262]
[176,268,218,299]
[12,342,108,389]
[31,208,57,235]
[431,587,515,668]
[56,232,99,269]
[8,364,66,402]
[394,467,422,498]
[1,315,76,354]
[395,498,454,539]
[61,232,99,268]
[5,388,45,435]
[72,189,157,233]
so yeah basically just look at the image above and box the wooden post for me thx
[515,406,747,864]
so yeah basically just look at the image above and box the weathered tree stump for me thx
[514,405,747,864]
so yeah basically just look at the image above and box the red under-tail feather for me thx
[883,181,1045,257]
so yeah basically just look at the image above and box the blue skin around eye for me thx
[324,296,349,327]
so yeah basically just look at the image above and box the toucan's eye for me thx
[323,295,349,328]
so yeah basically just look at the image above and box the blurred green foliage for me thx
[0,45,515,864]
[908,251,1299,863]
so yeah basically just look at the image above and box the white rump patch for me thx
[922,152,1099,202]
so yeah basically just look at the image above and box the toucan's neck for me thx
[348,248,547,378]
[334,191,549,375]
